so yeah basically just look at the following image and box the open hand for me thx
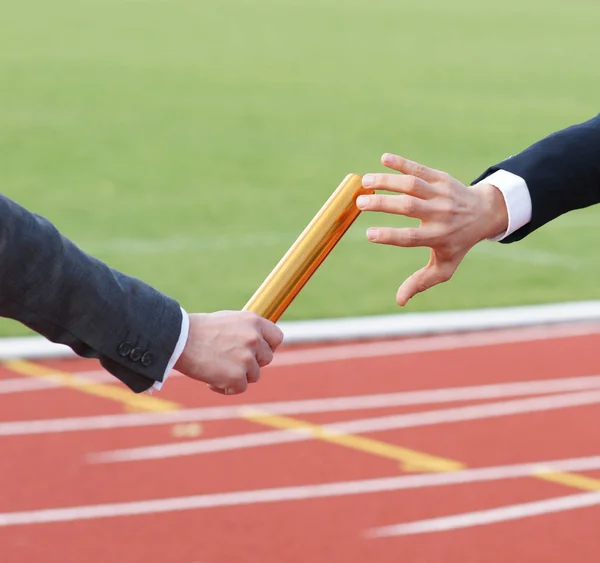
[357,153,508,305]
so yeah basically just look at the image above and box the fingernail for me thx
[382,153,393,164]
[362,174,374,188]
[224,388,234,395]
[356,195,369,209]
[367,228,378,241]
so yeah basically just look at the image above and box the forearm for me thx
[0,194,182,392]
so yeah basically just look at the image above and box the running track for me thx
[2,323,600,562]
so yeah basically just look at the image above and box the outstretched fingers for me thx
[356,193,431,219]
[366,226,434,247]
[381,153,448,183]
[362,172,436,199]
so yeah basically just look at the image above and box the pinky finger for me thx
[207,384,228,395]
[207,383,247,396]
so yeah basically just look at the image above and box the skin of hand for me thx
[356,153,509,306]
[174,310,284,395]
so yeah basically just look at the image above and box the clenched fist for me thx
[174,311,284,395]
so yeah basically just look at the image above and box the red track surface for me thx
[2,325,600,562]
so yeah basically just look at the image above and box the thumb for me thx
[396,263,454,306]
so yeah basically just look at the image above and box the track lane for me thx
[1,326,600,562]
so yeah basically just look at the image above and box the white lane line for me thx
[0,378,62,394]
[3,375,600,437]
[91,390,600,463]
[3,322,600,397]
[4,454,600,527]
[0,321,595,397]
[366,491,600,537]
[0,371,110,395]
[5,301,600,357]
[270,323,600,368]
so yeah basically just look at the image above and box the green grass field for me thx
[1,0,599,336]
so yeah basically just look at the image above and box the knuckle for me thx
[244,331,260,347]
[261,350,274,366]
[405,175,418,193]
[438,200,455,216]
[435,170,450,182]
[240,349,255,366]
[402,197,417,216]
[224,365,242,381]
[404,228,420,246]
[439,175,456,196]
[374,174,387,189]
[370,194,384,209]
[243,310,261,325]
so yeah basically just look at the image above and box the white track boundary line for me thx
[270,322,600,367]
[91,390,600,463]
[366,491,600,537]
[3,322,600,397]
[0,371,112,395]
[1,301,600,358]
[3,375,600,436]
[4,454,600,527]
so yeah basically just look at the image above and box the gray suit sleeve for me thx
[0,194,183,393]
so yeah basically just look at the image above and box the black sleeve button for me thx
[118,342,132,357]
[129,348,143,362]
[140,352,153,367]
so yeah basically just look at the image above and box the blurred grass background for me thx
[0,0,598,336]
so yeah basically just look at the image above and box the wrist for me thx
[173,311,193,374]
[473,183,509,241]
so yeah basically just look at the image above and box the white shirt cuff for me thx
[150,307,189,392]
[480,169,532,242]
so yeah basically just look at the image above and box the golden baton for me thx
[243,173,374,323]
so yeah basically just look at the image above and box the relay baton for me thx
[243,173,374,323]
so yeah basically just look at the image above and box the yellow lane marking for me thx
[7,359,600,492]
[5,359,180,413]
[533,468,600,491]
[241,409,464,473]
[241,410,600,491]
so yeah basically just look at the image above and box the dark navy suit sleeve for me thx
[472,113,600,242]
[0,194,183,393]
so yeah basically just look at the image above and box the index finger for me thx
[381,153,447,182]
